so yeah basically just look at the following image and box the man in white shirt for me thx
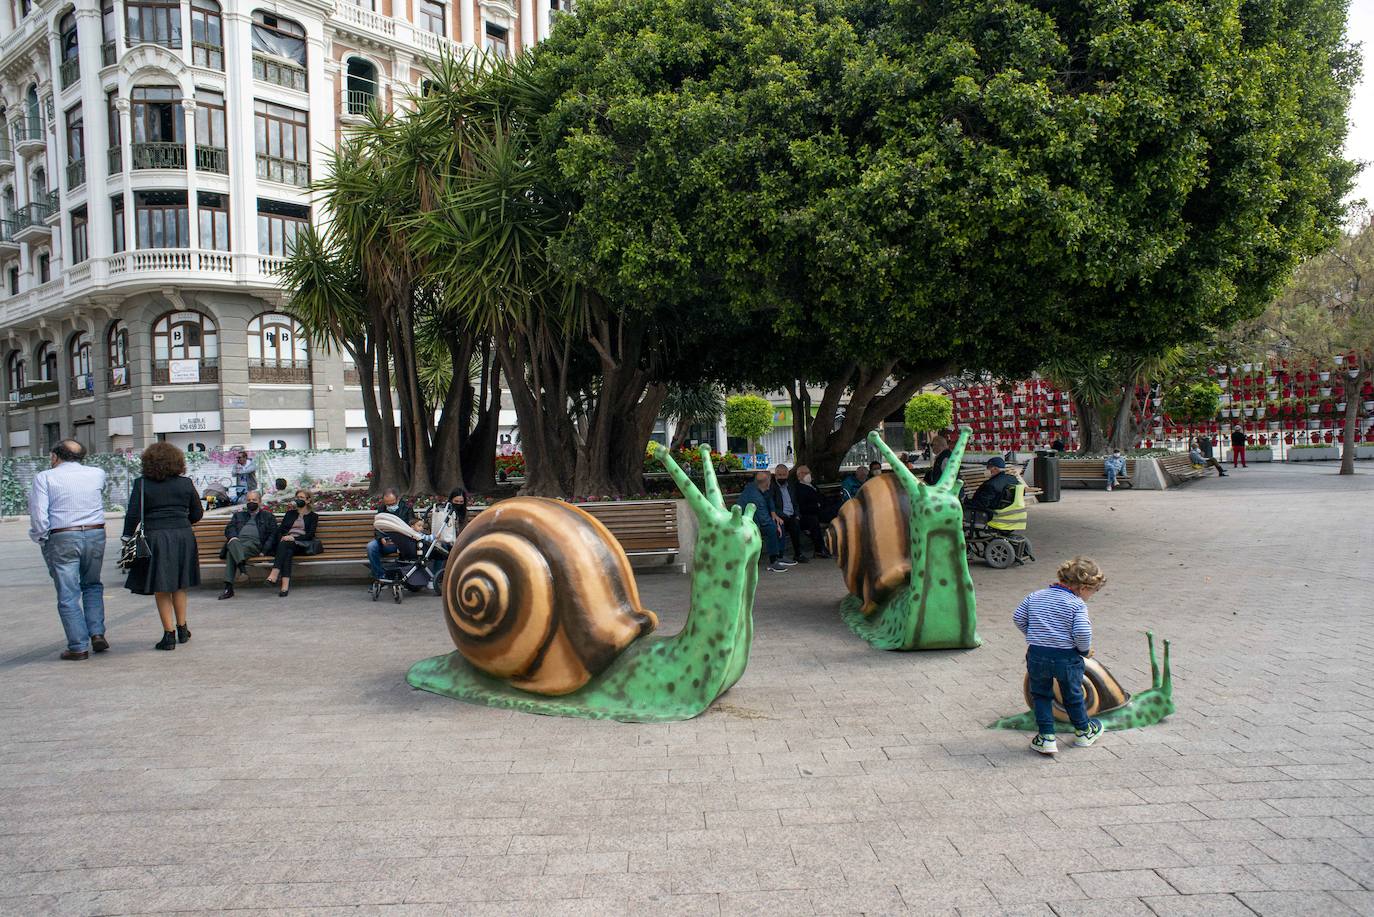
[29,439,108,660]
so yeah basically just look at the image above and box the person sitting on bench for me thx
[219,491,278,600]
[367,488,416,580]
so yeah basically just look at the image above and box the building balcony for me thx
[152,356,220,385]
[252,53,307,92]
[12,200,54,243]
[101,41,117,68]
[256,154,309,188]
[195,145,228,174]
[0,144,12,175]
[66,158,85,189]
[345,89,377,117]
[8,379,59,408]
[109,366,130,391]
[0,218,16,251]
[131,141,186,170]
[69,373,95,398]
[108,147,122,174]
[60,57,80,90]
[249,361,311,384]
[13,118,43,156]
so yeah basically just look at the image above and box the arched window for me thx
[31,165,46,201]
[36,341,57,381]
[69,331,92,394]
[24,85,39,130]
[247,312,309,382]
[59,10,79,87]
[345,58,377,115]
[152,310,219,383]
[251,11,307,91]
[107,320,129,389]
[191,0,223,69]
[6,350,26,394]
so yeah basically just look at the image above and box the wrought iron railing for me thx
[195,144,227,173]
[152,357,220,385]
[69,374,95,397]
[252,54,307,92]
[131,141,186,170]
[101,41,116,67]
[66,159,85,188]
[60,58,80,89]
[108,146,122,174]
[13,116,42,147]
[248,361,311,384]
[0,144,12,167]
[256,154,309,187]
[345,89,376,115]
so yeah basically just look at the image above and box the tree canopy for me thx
[905,393,954,434]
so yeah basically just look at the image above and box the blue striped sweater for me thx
[1014,584,1092,652]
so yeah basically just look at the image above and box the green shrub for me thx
[904,393,953,434]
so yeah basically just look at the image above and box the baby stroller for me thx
[367,509,456,604]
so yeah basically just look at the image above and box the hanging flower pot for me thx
[1268,421,1280,430]
[1321,387,1332,398]
[1320,371,1331,382]
[1286,434,1295,444]
[1266,375,1276,386]
[1310,403,1321,414]
[1364,401,1374,411]
[1335,354,1344,365]
[1324,432,1334,443]
[1308,420,1321,430]
[1243,362,1254,372]
[1337,402,1347,412]
[1254,408,1264,419]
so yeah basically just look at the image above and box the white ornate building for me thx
[0,0,550,455]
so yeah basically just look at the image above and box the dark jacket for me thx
[377,501,415,525]
[223,507,278,554]
[1197,436,1215,459]
[769,476,801,518]
[794,479,823,518]
[735,482,775,526]
[925,448,953,486]
[267,509,318,554]
[123,476,203,536]
[967,471,1017,513]
[1231,430,1246,448]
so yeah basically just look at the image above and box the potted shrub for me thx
[1288,443,1340,461]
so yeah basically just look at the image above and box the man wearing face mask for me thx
[770,464,807,565]
[367,487,417,581]
[219,490,278,600]
[790,464,832,560]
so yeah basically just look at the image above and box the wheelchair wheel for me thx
[392,584,403,604]
[984,537,1015,569]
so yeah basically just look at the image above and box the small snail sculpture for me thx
[827,428,980,650]
[406,443,760,722]
[989,631,1175,732]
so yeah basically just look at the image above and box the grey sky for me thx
[1348,0,1373,208]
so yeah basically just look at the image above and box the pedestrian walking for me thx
[29,439,108,661]
[1231,429,1247,468]
[122,443,204,651]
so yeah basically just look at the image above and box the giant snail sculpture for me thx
[990,631,1176,732]
[406,443,760,722]
[827,427,981,650]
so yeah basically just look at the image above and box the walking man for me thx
[29,439,108,660]
[1230,428,1247,468]
[219,491,278,599]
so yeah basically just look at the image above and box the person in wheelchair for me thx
[963,457,1033,568]
[963,456,1017,525]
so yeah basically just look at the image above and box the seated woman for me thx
[265,489,320,598]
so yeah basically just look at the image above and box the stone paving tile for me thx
[1234,890,1361,916]
[2,465,1373,915]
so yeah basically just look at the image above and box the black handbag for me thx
[298,538,324,556]
[118,478,152,571]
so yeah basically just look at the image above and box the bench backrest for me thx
[194,512,382,562]
[579,500,679,553]
[1057,459,1137,477]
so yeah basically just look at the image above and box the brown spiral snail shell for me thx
[826,474,912,614]
[443,497,659,696]
[1022,658,1131,723]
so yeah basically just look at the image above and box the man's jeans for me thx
[42,530,106,653]
[1026,644,1091,736]
[368,537,416,578]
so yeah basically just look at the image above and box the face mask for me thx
[246,502,259,513]
[294,499,307,508]
[801,475,812,485]
[384,502,397,511]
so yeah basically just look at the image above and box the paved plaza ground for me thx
[2,462,1373,916]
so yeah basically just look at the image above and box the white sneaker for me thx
[777,559,798,567]
[767,563,789,573]
[1074,721,1104,747]
[1030,734,1058,755]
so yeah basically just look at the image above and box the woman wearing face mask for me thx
[424,488,470,592]
[265,490,319,598]
[792,465,832,560]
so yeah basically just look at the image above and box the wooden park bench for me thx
[956,464,1043,500]
[1157,452,1207,485]
[192,499,684,580]
[1058,459,1136,489]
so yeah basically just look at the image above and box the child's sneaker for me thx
[1074,720,1104,747]
[1030,734,1058,755]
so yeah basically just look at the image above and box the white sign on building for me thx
[168,359,201,384]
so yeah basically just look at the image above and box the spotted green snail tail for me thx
[406,442,760,722]
[836,426,980,650]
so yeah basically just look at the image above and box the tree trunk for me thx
[1071,392,1106,454]
[428,332,475,494]
[496,336,576,497]
[1339,364,1370,475]
[1107,387,1136,450]
[366,332,406,493]
[461,346,500,493]
[609,382,668,495]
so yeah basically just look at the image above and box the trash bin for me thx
[1033,450,1061,503]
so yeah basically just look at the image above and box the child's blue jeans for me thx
[1026,645,1091,736]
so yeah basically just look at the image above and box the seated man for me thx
[964,457,1018,522]
[1189,445,1228,477]
[219,491,278,600]
[840,465,870,499]
[367,488,417,580]
[736,471,788,573]
[1104,450,1126,491]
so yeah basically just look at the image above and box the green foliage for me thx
[723,395,774,443]
[904,393,953,434]
[662,383,725,428]
[1160,380,1223,425]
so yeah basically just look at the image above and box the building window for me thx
[251,11,307,90]
[102,2,117,64]
[37,341,57,381]
[254,101,309,186]
[108,320,129,388]
[71,206,88,263]
[257,199,309,256]
[65,105,85,188]
[485,22,509,58]
[37,252,50,284]
[153,310,218,367]
[198,191,229,250]
[248,312,309,382]
[69,331,92,395]
[131,87,185,169]
[345,58,378,115]
[7,350,26,393]
[59,11,80,88]
[6,266,17,295]
[106,91,121,173]
[191,0,223,69]
[135,190,189,248]
[111,194,125,252]
[3,186,14,221]
[420,0,445,35]
[194,89,227,173]
[125,0,182,48]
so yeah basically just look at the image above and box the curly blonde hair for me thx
[1057,556,1106,590]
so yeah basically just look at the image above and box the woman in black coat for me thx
[790,465,832,559]
[123,442,204,650]
[265,489,319,598]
